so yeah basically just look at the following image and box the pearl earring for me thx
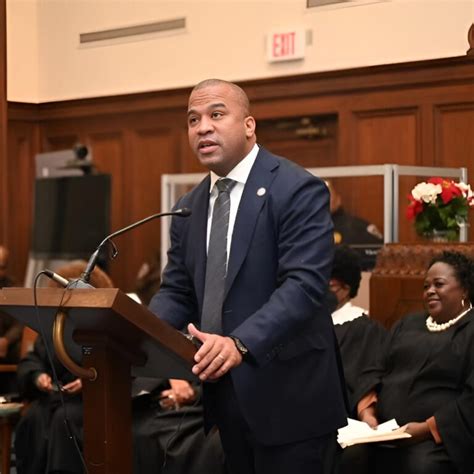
[462,299,465,308]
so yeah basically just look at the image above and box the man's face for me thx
[187,84,256,176]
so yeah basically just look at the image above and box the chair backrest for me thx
[0,326,37,377]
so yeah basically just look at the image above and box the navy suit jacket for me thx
[149,147,347,445]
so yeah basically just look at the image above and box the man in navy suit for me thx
[149,79,346,474]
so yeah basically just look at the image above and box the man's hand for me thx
[188,323,242,381]
[0,337,9,358]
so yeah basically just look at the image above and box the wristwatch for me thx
[230,336,248,357]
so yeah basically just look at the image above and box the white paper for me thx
[337,418,411,448]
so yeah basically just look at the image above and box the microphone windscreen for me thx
[177,208,192,217]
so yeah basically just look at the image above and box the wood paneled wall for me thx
[7,56,474,291]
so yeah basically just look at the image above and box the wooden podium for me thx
[0,287,197,474]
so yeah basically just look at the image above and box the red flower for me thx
[428,177,462,204]
[406,194,423,220]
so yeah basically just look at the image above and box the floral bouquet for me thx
[406,177,474,241]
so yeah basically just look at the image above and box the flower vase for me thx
[427,229,454,242]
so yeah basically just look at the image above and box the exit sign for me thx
[267,29,306,63]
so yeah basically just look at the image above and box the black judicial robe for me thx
[332,208,383,246]
[334,315,387,414]
[355,311,474,474]
[15,336,83,474]
[14,336,225,474]
[132,389,226,474]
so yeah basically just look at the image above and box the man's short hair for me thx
[191,79,250,116]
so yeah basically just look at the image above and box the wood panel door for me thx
[115,125,181,290]
[353,108,420,240]
[257,114,338,169]
[434,103,474,241]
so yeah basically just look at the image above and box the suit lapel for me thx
[225,149,279,296]
[187,176,210,310]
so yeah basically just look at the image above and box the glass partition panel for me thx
[161,165,393,271]
[159,164,468,315]
[161,165,468,270]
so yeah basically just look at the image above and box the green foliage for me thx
[414,196,468,241]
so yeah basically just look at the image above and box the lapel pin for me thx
[257,187,266,197]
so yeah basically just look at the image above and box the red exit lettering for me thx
[272,32,296,58]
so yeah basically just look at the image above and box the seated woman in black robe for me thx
[330,245,387,414]
[350,251,474,474]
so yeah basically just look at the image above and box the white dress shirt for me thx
[207,143,259,261]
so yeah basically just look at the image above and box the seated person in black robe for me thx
[14,260,225,474]
[326,181,383,270]
[130,256,225,474]
[0,244,23,394]
[330,245,387,414]
[132,378,225,474]
[14,261,114,474]
[326,182,383,247]
[14,334,84,474]
[349,251,474,474]
[15,338,225,474]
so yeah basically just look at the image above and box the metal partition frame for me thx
[306,165,394,242]
[160,165,393,270]
[160,164,468,270]
[161,173,206,271]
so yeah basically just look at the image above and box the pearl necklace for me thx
[426,304,473,332]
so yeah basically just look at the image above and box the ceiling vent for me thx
[308,0,350,6]
[307,0,383,7]
[80,18,186,44]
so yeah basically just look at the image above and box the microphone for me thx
[43,269,69,287]
[81,208,192,284]
[43,269,95,289]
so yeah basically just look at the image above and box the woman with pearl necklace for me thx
[344,250,474,474]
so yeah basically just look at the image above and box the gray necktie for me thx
[201,178,236,334]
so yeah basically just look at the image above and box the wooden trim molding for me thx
[7,102,39,121]
[8,55,474,122]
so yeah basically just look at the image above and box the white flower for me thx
[411,182,441,204]
[456,182,474,205]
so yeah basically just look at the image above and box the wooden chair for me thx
[0,326,37,473]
